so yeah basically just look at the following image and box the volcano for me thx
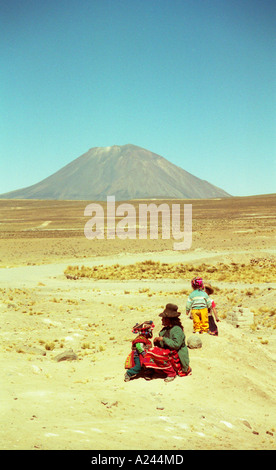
[0,144,231,200]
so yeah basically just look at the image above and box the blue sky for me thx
[1,0,275,197]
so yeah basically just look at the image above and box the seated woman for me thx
[143,304,192,382]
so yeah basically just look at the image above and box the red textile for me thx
[143,346,188,377]
[125,335,152,370]
[132,335,152,348]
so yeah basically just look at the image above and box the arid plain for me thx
[0,194,275,450]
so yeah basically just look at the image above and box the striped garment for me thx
[186,289,212,312]
[143,347,192,377]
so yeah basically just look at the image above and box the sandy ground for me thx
[0,195,275,450]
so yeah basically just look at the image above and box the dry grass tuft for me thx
[64,258,275,284]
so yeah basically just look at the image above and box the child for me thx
[186,277,212,333]
[124,320,154,382]
[204,282,219,336]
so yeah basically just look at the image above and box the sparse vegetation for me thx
[64,258,275,283]
[1,196,275,451]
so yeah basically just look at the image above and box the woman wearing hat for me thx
[143,304,191,382]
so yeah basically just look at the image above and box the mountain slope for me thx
[0,144,231,200]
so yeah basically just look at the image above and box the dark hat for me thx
[204,282,214,295]
[159,303,181,318]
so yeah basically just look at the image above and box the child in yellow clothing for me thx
[186,277,211,333]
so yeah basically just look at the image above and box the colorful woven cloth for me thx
[125,335,152,370]
[125,351,135,369]
[132,335,152,348]
[143,346,191,377]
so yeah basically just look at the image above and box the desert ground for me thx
[0,194,275,450]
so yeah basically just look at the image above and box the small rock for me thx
[54,349,78,362]
[101,400,118,409]
[241,419,252,429]
[32,365,42,374]
[187,335,202,349]
[7,302,18,309]
[18,346,46,356]
[226,307,254,328]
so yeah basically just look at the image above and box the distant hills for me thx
[0,144,231,200]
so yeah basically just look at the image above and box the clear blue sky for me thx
[1,0,275,197]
